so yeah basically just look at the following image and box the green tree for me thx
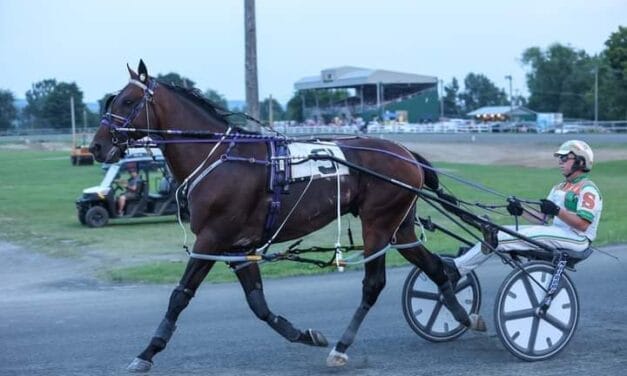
[601,26,627,119]
[24,79,57,128]
[259,97,285,122]
[459,73,508,113]
[0,89,17,130]
[522,43,595,119]
[157,72,196,88]
[442,78,462,117]
[204,88,228,109]
[24,79,86,128]
[44,82,86,128]
[286,92,304,122]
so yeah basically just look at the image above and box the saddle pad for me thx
[287,142,350,181]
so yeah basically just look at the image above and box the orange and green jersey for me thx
[547,174,602,241]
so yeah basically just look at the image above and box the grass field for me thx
[1,147,625,284]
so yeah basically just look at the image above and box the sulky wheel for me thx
[494,261,580,361]
[402,264,481,342]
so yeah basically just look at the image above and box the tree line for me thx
[1,26,625,131]
[442,27,626,120]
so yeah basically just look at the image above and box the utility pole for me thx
[594,66,599,127]
[505,75,513,120]
[82,108,88,145]
[268,95,273,126]
[244,0,260,121]
[439,79,444,120]
[70,96,76,148]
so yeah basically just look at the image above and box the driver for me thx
[117,168,143,216]
[443,140,603,283]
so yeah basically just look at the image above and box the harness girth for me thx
[262,139,291,244]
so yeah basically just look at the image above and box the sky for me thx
[1,0,625,106]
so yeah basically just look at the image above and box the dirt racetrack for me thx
[4,133,627,168]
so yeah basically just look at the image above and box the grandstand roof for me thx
[294,66,438,91]
[467,106,536,117]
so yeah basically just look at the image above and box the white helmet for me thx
[554,140,594,171]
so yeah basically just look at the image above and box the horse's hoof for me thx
[127,357,153,373]
[469,313,487,332]
[326,348,349,367]
[304,329,328,347]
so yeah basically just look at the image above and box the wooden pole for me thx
[70,96,76,148]
[268,94,273,126]
[244,0,260,122]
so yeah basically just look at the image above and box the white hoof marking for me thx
[127,357,153,373]
[326,348,349,367]
[469,313,487,332]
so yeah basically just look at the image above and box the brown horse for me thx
[90,61,485,372]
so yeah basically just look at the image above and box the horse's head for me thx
[90,60,159,163]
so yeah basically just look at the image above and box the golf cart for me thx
[76,148,182,227]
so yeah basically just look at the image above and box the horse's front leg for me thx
[234,262,329,347]
[127,258,215,372]
[327,232,387,367]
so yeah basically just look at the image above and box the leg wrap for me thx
[154,318,177,342]
[165,285,195,321]
[246,289,271,320]
[439,281,470,326]
[267,313,301,342]
[336,303,371,353]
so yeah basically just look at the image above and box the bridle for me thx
[100,77,158,147]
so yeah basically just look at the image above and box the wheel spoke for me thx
[455,279,472,293]
[526,316,540,352]
[502,308,536,321]
[410,290,440,301]
[542,312,570,333]
[425,301,444,332]
[521,274,540,306]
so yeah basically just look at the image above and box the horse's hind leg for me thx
[234,262,329,347]
[127,258,215,372]
[327,228,388,367]
[395,222,486,331]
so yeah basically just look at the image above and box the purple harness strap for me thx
[263,140,290,243]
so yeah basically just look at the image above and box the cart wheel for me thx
[85,206,109,228]
[402,263,481,342]
[494,261,579,361]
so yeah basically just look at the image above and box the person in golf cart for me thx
[116,165,144,216]
[443,140,603,282]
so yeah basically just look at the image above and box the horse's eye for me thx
[123,99,134,106]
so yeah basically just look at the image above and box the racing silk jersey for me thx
[546,174,602,241]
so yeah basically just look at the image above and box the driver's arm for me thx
[521,207,546,224]
[555,210,590,232]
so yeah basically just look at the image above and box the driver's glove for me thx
[506,198,523,216]
[539,199,560,216]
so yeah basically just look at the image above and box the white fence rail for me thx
[2,121,626,139]
[272,121,627,135]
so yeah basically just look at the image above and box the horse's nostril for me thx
[89,143,100,154]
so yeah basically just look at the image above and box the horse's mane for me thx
[159,81,261,134]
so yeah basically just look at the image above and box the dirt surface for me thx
[5,135,627,168]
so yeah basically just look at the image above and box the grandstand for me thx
[294,66,439,123]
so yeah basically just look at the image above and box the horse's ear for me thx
[127,63,139,79]
[138,59,148,83]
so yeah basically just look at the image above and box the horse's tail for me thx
[410,151,439,191]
